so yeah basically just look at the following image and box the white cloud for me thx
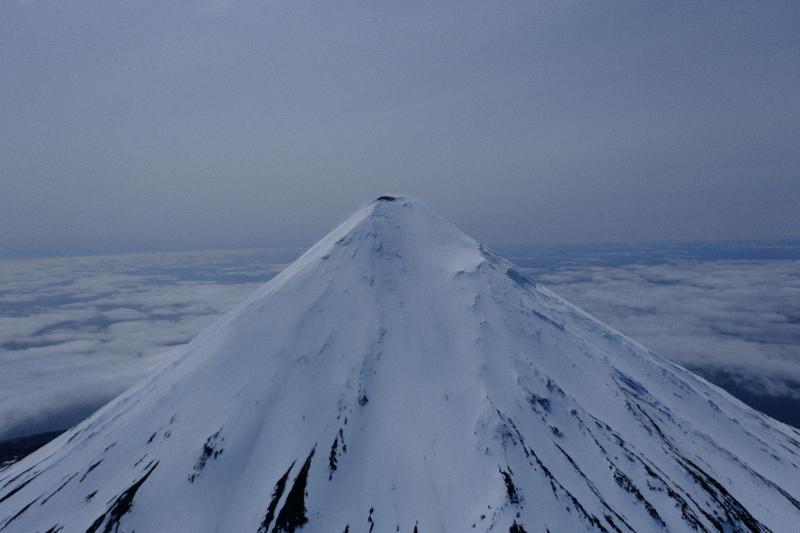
[1,249,798,438]
[0,251,281,439]
[533,259,800,397]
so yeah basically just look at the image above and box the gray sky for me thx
[2,1,799,258]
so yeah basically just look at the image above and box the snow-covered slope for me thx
[1,196,799,533]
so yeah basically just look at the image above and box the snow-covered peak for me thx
[294,195,482,270]
[2,198,800,533]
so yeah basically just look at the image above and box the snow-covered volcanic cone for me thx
[1,196,799,532]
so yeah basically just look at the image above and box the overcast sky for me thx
[2,1,799,258]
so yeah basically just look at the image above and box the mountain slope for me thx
[1,196,799,532]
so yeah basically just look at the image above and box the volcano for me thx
[1,196,799,532]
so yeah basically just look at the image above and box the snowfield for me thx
[1,196,799,532]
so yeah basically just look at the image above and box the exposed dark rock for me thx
[85,460,158,533]
[0,496,40,531]
[527,393,551,413]
[257,461,295,533]
[40,472,79,506]
[612,468,664,526]
[0,469,42,504]
[509,521,527,533]
[188,431,224,483]
[526,447,609,532]
[500,468,520,505]
[80,459,104,482]
[328,437,339,480]
[677,455,766,532]
[273,446,315,533]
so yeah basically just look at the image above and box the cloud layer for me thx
[1,245,799,438]
[0,250,293,439]
[533,260,800,398]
